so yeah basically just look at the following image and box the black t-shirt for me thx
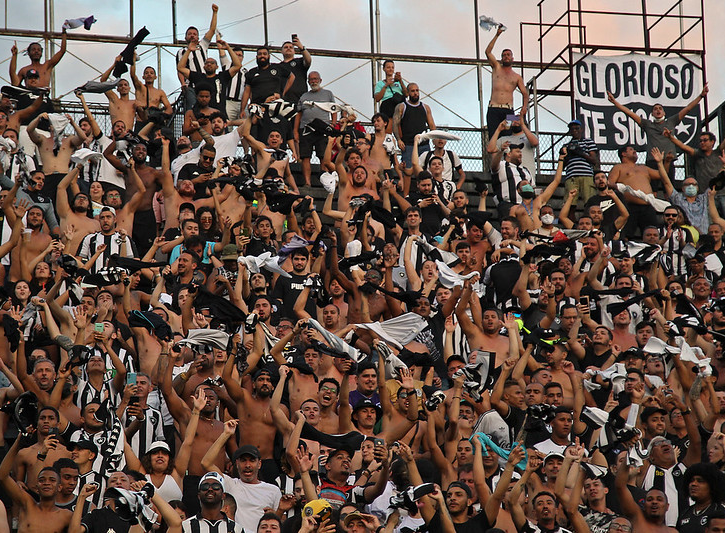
[678,503,725,533]
[178,162,215,199]
[428,508,491,533]
[245,65,286,104]
[270,272,315,319]
[584,192,626,228]
[189,70,233,110]
[246,238,277,258]
[406,192,446,236]
[277,59,309,103]
[81,507,132,533]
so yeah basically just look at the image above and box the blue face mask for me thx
[684,185,698,197]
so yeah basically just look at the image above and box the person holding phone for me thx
[277,35,312,105]
[118,372,165,457]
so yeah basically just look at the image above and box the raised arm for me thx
[663,127,695,156]
[607,91,643,125]
[678,83,708,122]
[200,419,236,472]
[203,4,219,42]
[47,28,67,68]
[485,26,504,66]
[651,147,674,197]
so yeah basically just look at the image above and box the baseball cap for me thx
[220,244,239,261]
[146,441,171,454]
[25,69,40,79]
[231,444,261,461]
[343,512,365,527]
[640,406,667,424]
[352,398,382,417]
[198,471,225,491]
[568,119,582,126]
[544,451,565,463]
[447,481,472,498]
[179,202,196,214]
[72,439,98,455]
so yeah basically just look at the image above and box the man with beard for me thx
[585,170,630,229]
[349,363,380,408]
[485,24,529,133]
[0,436,72,533]
[176,4,219,110]
[242,115,299,193]
[203,431,282,532]
[26,111,86,205]
[77,206,135,273]
[55,166,100,251]
[222,361,282,477]
[99,163,147,236]
[241,46,291,112]
[178,39,241,113]
[405,174,450,236]
[393,83,436,173]
[334,145,379,210]
[179,144,218,199]
[563,119,599,208]
[99,58,137,131]
[271,248,311,319]
[10,30,67,88]
[104,139,169,256]
[608,144,662,239]
[277,36,312,104]
[294,71,335,186]
[490,136,533,220]
[180,471,243,533]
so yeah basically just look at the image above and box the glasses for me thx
[201,155,214,161]
[664,213,678,218]
[199,482,222,491]
[610,524,632,532]
[320,386,338,394]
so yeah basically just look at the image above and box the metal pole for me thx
[375,0,381,81]
[262,0,269,45]
[130,0,134,37]
[473,0,485,149]
[48,0,55,98]
[369,0,377,112]
[172,0,177,43]
[641,0,650,53]
[157,44,162,90]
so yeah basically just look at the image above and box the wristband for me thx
[180,372,189,381]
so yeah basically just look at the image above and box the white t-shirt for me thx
[222,474,281,533]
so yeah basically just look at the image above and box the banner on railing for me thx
[572,52,703,150]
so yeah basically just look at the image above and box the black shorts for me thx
[486,106,512,137]
[298,131,327,159]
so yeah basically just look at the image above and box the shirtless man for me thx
[0,436,72,533]
[378,355,424,451]
[608,144,661,239]
[10,31,67,88]
[100,161,147,235]
[335,146,379,210]
[6,201,53,282]
[131,64,173,125]
[222,362,281,462]
[485,24,529,135]
[242,115,298,193]
[27,111,86,205]
[367,113,394,170]
[161,359,232,478]
[456,280,509,367]
[104,138,169,256]
[56,166,100,252]
[270,326,319,412]
[0,91,43,134]
[15,407,71,492]
[616,460,678,533]
[99,58,137,132]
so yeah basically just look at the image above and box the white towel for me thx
[238,251,291,278]
[355,312,428,349]
[71,147,103,165]
[616,183,671,212]
[417,130,462,143]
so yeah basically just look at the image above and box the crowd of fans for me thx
[1,6,725,533]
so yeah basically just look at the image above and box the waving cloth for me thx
[177,328,230,351]
[302,101,354,116]
[75,79,120,94]
[471,432,527,469]
[113,27,151,77]
[128,310,173,341]
[435,260,479,289]
[306,318,362,362]
[355,312,428,349]
[238,251,291,278]
[62,16,97,31]
[417,130,462,143]
[615,183,671,212]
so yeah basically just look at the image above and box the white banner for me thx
[572,52,702,149]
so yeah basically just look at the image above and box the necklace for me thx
[694,503,712,516]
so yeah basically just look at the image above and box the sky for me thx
[0,0,720,138]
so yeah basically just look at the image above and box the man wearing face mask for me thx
[653,148,709,235]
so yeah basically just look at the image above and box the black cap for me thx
[352,398,382,417]
[231,444,261,461]
[619,347,646,361]
[25,69,40,79]
[640,406,667,423]
[179,202,196,214]
[72,439,98,455]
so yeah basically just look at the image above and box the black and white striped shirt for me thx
[121,406,165,457]
[176,38,211,79]
[182,515,244,533]
[75,378,120,409]
[492,160,532,204]
[75,470,106,508]
[221,55,246,101]
[77,231,136,274]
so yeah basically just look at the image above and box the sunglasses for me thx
[201,155,214,161]
[199,482,222,491]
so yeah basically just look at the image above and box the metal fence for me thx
[57,99,688,181]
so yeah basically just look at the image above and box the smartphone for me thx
[506,114,518,123]
[127,373,137,386]
[94,323,104,333]
[373,438,385,447]
[241,227,251,238]
[129,395,140,405]
[579,296,590,307]
[47,427,59,437]
[291,33,297,42]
